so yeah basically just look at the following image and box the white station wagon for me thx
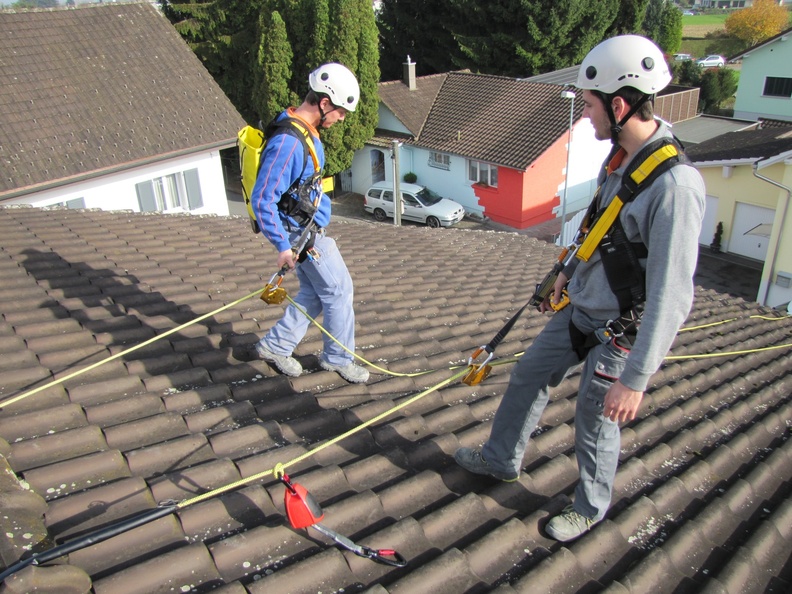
[363,181,466,228]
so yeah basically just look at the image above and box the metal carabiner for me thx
[260,265,290,304]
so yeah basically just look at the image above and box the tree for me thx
[725,0,790,47]
[252,10,298,126]
[377,0,621,79]
[642,0,682,54]
[160,0,378,176]
[699,67,739,114]
[607,0,650,36]
[655,0,682,54]
[377,0,458,80]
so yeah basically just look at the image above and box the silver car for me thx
[363,181,466,228]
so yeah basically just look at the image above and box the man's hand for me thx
[539,272,569,313]
[277,249,297,271]
[603,380,643,423]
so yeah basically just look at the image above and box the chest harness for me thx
[466,136,690,382]
[566,136,689,359]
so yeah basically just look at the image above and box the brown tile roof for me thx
[414,72,583,170]
[0,205,791,592]
[378,73,449,136]
[686,126,792,163]
[0,3,245,200]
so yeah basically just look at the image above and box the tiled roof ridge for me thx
[0,207,790,592]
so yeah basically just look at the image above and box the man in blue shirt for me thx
[249,63,368,384]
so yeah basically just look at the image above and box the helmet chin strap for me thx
[597,91,652,144]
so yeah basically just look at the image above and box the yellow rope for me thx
[0,288,265,409]
[679,313,789,332]
[284,294,437,378]
[178,366,471,508]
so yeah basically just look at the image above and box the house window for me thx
[136,168,204,213]
[428,151,451,170]
[468,160,498,187]
[48,197,86,209]
[763,77,792,98]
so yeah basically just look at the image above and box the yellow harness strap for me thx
[577,143,680,262]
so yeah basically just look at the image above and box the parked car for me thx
[363,181,466,228]
[673,53,693,62]
[697,55,726,68]
[682,10,696,16]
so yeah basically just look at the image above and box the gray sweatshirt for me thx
[564,123,706,392]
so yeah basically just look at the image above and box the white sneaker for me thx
[319,359,369,383]
[254,343,303,377]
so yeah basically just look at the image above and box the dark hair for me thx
[610,86,655,121]
[306,90,332,108]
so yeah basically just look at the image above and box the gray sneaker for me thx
[254,343,303,377]
[319,359,369,383]
[453,447,518,482]
[545,505,597,542]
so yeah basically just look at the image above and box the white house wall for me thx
[733,35,792,122]
[5,151,229,217]
[377,105,411,135]
[351,143,483,216]
[555,119,611,218]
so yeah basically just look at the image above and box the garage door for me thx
[728,202,774,261]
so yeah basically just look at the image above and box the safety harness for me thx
[237,117,334,259]
[576,136,689,313]
[467,135,689,379]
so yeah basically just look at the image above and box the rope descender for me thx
[278,472,407,567]
[463,346,494,386]
[260,265,290,304]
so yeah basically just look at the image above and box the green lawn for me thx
[682,13,730,28]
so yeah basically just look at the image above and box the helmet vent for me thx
[585,66,597,80]
[641,57,655,71]
[321,72,329,81]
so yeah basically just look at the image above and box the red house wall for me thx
[473,134,569,230]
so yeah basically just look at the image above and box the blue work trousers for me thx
[481,306,624,521]
[258,231,356,367]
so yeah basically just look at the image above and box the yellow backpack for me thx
[237,118,333,233]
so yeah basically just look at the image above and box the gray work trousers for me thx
[481,305,625,521]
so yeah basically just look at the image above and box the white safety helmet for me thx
[309,63,360,112]
[576,35,671,95]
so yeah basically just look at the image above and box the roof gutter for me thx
[752,159,791,306]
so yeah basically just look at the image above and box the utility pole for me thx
[391,140,402,226]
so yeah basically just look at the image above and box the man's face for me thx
[581,90,610,142]
[320,98,348,128]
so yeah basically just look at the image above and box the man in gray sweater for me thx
[454,35,705,541]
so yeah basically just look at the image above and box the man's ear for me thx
[611,96,629,119]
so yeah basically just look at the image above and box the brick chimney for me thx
[403,55,416,91]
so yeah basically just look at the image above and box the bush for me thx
[403,172,417,183]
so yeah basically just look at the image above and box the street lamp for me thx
[560,89,575,245]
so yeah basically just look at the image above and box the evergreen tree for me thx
[378,0,622,79]
[607,0,649,36]
[520,0,620,75]
[160,0,378,175]
[656,1,682,54]
[377,0,458,80]
[252,10,298,126]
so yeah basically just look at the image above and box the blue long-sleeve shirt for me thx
[250,109,331,253]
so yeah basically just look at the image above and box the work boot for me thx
[254,343,303,377]
[319,359,369,383]
[453,447,519,482]
[545,505,597,542]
